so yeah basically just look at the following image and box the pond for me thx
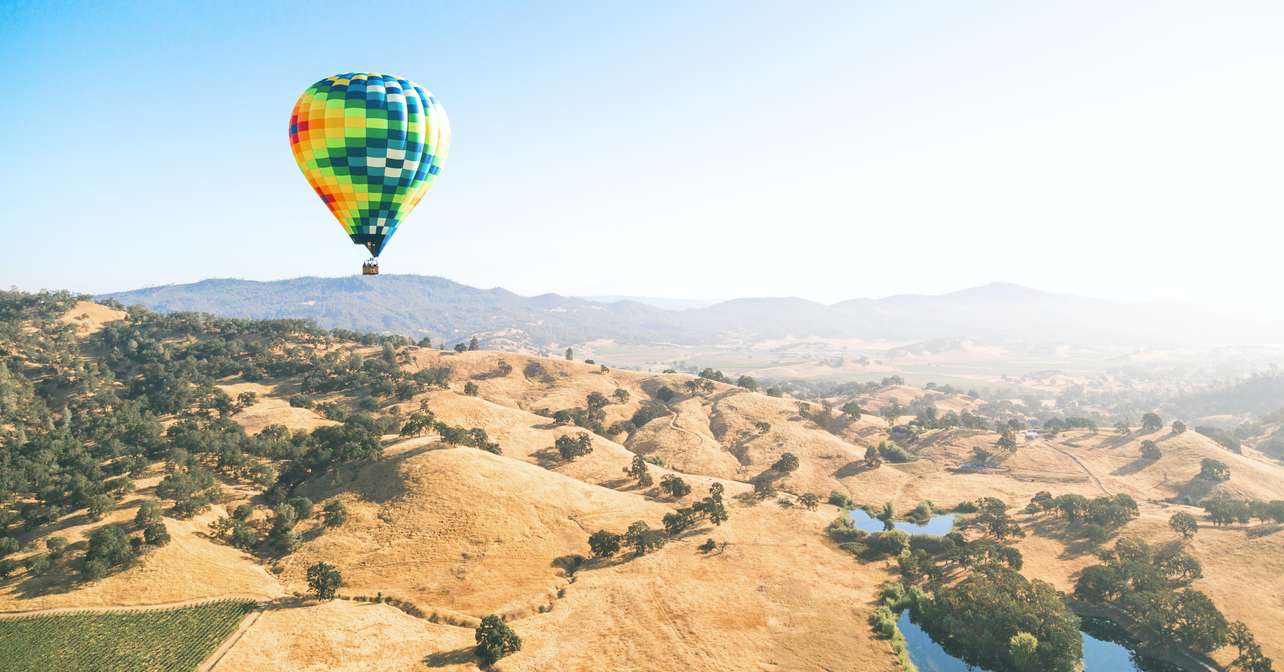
[847,508,956,536]
[895,611,1179,672]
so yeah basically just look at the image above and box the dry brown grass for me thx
[57,300,125,336]
[6,343,1282,669]
[213,598,475,671]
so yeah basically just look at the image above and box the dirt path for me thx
[1043,440,1112,496]
[667,408,719,453]
[198,603,266,671]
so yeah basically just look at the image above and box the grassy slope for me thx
[4,303,1282,670]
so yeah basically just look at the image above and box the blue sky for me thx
[2,1,1282,307]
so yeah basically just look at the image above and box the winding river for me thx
[845,507,1180,671]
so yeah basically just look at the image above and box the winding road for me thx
[1041,440,1112,496]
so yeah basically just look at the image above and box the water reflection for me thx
[895,611,1162,672]
[847,508,956,536]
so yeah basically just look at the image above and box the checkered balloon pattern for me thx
[289,73,450,257]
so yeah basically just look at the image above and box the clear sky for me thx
[2,1,1282,307]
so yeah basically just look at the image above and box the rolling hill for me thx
[2,295,1281,670]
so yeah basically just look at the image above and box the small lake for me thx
[848,508,956,536]
[896,611,1177,672]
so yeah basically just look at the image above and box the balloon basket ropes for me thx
[362,259,380,276]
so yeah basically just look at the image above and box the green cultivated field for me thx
[0,600,254,672]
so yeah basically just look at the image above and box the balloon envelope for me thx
[289,73,450,257]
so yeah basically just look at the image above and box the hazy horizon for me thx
[4,2,1283,311]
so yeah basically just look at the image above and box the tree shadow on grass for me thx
[1026,515,1106,560]
[1246,523,1283,539]
[299,443,439,504]
[834,460,875,479]
[531,447,563,468]
[423,647,479,668]
[1112,456,1158,476]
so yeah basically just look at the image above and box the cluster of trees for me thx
[869,441,913,465]
[1202,498,1284,526]
[550,391,623,435]
[588,520,666,558]
[623,454,655,487]
[966,498,1024,541]
[555,432,593,461]
[81,517,172,581]
[903,404,991,434]
[916,566,1082,672]
[660,483,728,535]
[832,492,1087,672]
[210,494,344,557]
[399,410,500,455]
[825,518,911,559]
[0,294,448,591]
[0,294,437,549]
[589,483,729,557]
[1072,537,1266,661]
[1025,491,1139,542]
[1038,416,1099,436]
[794,400,863,435]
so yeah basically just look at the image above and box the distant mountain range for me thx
[579,295,719,311]
[100,276,1282,350]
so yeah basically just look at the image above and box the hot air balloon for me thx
[289,73,450,275]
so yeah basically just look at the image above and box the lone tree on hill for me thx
[1172,420,1187,434]
[1198,458,1231,483]
[1169,512,1198,539]
[1141,440,1162,460]
[624,453,651,486]
[307,562,343,600]
[800,493,820,511]
[865,445,882,469]
[323,500,349,528]
[660,474,692,498]
[1142,412,1163,433]
[773,452,800,474]
[841,401,862,419]
[475,614,522,666]
[468,336,479,351]
[565,347,573,361]
[586,391,609,410]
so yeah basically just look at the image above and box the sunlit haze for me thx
[2,1,1281,308]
